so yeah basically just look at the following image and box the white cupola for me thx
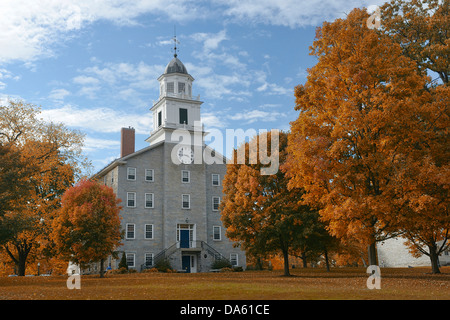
[146,51,203,146]
[158,54,194,100]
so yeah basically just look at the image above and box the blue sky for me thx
[0,0,385,173]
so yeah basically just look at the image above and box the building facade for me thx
[94,54,246,273]
[377,239,450,268]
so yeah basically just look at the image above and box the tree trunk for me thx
[99,259,105,278]
[255,256,263,270]
[301,252,307,268]
[428,244,441,274]
[324,248,330,272]
[4,243,30,276]
[17,255,27,277]
[282,248,290,276]
[368,242,378,266]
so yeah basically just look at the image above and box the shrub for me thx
[211,259,232,270]
[118,253,128,270]
[111,267,129,274]
[155,258,173,272]
[142,268,158,273]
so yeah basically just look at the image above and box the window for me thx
[181,170,190,183]
[126,224,135,239]
[145,169,154,182]
[212,174,220,186]
[158,111,162,127]
[182,194,190,209]
[230,254,238,267]
[213,226,221,241]
[178,82,185,93]
[144,253,154,267]
[179,108,188,124]
[127,167,136,180]
[127,192,136,207]
[167,82,174,93]
[144,224,153,239]
[126,253,135,268]
[145,193,154,208]
[212,197,220,211]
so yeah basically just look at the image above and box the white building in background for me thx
[377,238,450,268]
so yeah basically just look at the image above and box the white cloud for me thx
[257,82,292,96]
[83,137,120,152]
[228,109,285,124]
[73,75,100,86]
[0,0,388,64]
[93,154,121,168]
[202,112,227,129]
[190,29,246,71]
[0,0,210,63]
[254,70,292,96]
[0,68,20,89]
[82,61,161,89]
[48,88,71,101]
[191,29,228,53]
[218,0,386,27]
[40,104,152,135]
[71,61,162,101]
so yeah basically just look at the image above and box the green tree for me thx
[118,252,128,270]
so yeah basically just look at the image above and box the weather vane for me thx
[172,26,180,58]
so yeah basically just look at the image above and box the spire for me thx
[172,26,180,58]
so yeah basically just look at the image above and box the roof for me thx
[92,141,164,179]
[164,56,188,75]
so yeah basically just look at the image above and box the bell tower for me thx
[146,38,203,146]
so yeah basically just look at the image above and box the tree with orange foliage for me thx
[379,0,449,274]
[283,8,441,268]
[221,131,326,276]
[52,179,123,277]
[381,0,449,85]
[0,100,88,276]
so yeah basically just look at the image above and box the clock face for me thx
[177,146,194,164]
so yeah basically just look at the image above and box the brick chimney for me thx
[120,127,135,158]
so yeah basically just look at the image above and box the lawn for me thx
[0,267,449,300]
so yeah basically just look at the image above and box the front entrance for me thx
[181,255,197,273]
[177,224,195,248]
[182,256,191,273]
[180,230,190,248]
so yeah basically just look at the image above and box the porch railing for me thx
[140,241,229,271]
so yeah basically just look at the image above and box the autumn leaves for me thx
[221,2,449,274]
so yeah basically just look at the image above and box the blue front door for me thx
[182,256,191,273]
[180,230,189,248]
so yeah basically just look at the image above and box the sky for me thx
[0,0,386,174]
